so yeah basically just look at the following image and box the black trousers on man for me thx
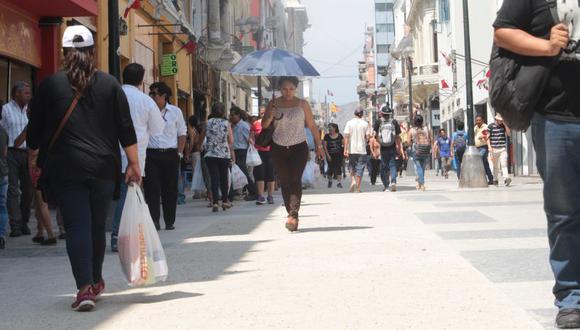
[8,149,32,234]
[143,149,179,229]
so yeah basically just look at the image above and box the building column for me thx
[38,18,62,83]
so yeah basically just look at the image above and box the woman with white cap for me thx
[27,25,140,311]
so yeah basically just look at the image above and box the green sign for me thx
[161,53,178,76]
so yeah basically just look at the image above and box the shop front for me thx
[0,0,97,102]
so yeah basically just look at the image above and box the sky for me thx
[301,0,375,106]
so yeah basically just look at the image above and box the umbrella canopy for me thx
[229,48,320,77]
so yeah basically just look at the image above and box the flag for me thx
[441,79,450,89]
[330,102,340,113]
[124,0,141,18]
[184,40,197,55]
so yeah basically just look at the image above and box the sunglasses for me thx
[149,91,161,97]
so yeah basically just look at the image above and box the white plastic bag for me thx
[302,160,316,187]
[191,152,205,192]
[230,164,248,190]
[118,185,168,287]
[246,145,262,167]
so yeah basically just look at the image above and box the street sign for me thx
[432,109,441,127]
[161,53,178,76]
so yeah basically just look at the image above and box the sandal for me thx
[222,202,232,210]
[212,204,219,212]
[32,235,44,244]
[285,216,299,232]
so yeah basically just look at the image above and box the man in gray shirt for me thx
[229,106,257,201]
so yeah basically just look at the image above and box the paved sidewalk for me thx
[0,171,554,329]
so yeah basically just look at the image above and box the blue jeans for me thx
[52,178,115,289]
[533,113,580,310]
[380,147,398,188]
[413,155,428,185]
[0,176,8,238]
[477,146,494,183]
[111,180,129,239]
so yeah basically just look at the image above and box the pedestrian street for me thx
[0,172,555,329]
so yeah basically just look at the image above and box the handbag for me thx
[246,145,262,167]
[37,94,80,204]
[255,125,274,148]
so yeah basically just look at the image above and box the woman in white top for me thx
[202,102,235,212]
[262,77,325,232]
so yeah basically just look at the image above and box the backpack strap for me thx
[547,0,559,25]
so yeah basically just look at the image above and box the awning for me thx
[4,0,98,17]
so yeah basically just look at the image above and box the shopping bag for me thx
[302,160,316,187]
[230,164,248,190]
[246,145,262,167]
[118,185,168,287]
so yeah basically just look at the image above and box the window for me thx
[134,42,156,92]
[376,24,395,33]
[377,45,390,54]
[439,0,450,22]
[375,3,387,11]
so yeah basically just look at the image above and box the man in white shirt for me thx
[343,107,370,193]
[144,82,187,231]
[110,64,165,251]
[0,82,32,237]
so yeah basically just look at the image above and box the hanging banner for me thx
[160,53,178,76]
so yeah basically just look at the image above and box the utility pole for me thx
[462,0,475,145]
[108,0,121,81]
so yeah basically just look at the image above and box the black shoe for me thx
[40,237,57,246]
[243,195,257,202]
[0,237,5,249]
[166,225,175,230]
[59,233,67,240]
[154,223,161,231]
[21,226,31,235]
[32,235,44,244]
[328,181,332,188]
[9,230,22,238]
[488,181,495,185]
[556,309,580,329]
[111,235,118,252]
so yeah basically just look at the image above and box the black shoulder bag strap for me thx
[547,0,559,24]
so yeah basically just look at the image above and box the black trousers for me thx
[7,149,32,232]
[368,158,381,185]
[271,142,309,218]
[143,149,179,228]
[206,157,230,204]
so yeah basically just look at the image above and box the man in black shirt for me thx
[495,1,580,327]
[373,105,402,192]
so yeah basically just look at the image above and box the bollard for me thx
[459,146,488,188]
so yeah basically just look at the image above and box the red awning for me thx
[4,0,98,17]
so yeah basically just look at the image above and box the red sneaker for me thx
[71,287,96,312]
[92,280,105,298]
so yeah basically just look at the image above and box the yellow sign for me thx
[161,53,178,76]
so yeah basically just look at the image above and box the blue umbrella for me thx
[229,48,320,77]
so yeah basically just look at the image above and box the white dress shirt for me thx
[120,85,165,176]
[0,100,28,149]
[148,103,187,149]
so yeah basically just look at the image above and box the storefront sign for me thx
[0,3,42,68]
[161,53,178,76]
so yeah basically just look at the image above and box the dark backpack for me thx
[488,0,559,131]
[378,119,396,147]
[454,132,466,152]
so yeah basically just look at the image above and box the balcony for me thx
[393,63,439,105]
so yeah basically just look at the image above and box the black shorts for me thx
[253,150,275,182]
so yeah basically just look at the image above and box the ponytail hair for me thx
[63,38,96,95]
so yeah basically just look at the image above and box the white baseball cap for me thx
[62,25,94,48]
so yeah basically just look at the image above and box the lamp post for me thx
[458,0,488,188]
[407,57,413,125]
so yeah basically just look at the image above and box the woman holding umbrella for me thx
[262,76,324,232]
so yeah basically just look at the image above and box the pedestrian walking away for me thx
[27,25,140,312]
[373,104,403,192]
[344,107,370,193]
[434,128,452,179]
[474,114,494,185]
[409,115,431,191]
[451,122,467,180]
[495,1,580,327]
[262,76,324,232]
[143,82,187,231]
[323,123,344,189]
[367,132,381,186]
[110,63,165,252]
[201,102,235,212]
[1,81,33,237]
[251,107,276,205]
[488,113,512,187]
